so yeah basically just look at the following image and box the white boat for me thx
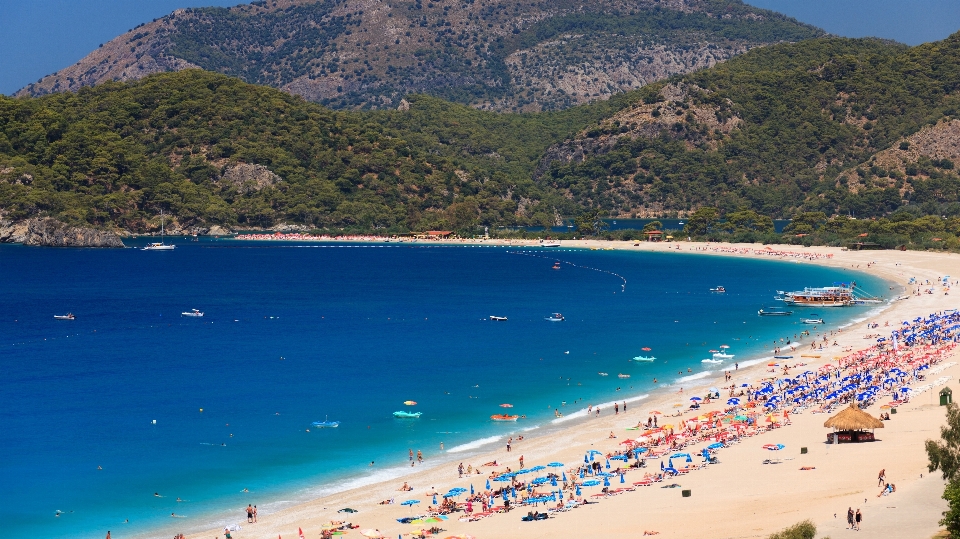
[545,313,565,322]
[709,286,726,293]
[489,315,508,321]
[598,372,609,376]
[181,309,204,317]
[759,308,793,316]
[702,358,723,364]
[618,373,630,378]
[712,345,734,359]
[143,210,175,251]
[801,317,824,324]
[54,313,75,320]
[541,240,561,247]
[632,355,656,362]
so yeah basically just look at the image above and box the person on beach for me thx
[409,448,413,462]
[247,504,254,523]
[106,532,110,539]
[846,507,854,529]
[855,508,862,530]
[519,455,524,468]
[623,401,626,412]
[417,450,423,463]
[253,505,257,522]
[878,469,886,486]
[506,438,512,452]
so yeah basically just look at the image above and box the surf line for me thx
[507,250,627,292]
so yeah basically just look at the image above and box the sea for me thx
[0,239,890,538]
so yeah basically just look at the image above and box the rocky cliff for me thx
[0,218,125,248]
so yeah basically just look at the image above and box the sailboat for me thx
[143,210,175,250]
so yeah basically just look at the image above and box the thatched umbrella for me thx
[824,402,884,431]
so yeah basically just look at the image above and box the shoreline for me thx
[178,240,958,539]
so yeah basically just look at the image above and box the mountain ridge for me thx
[17,0,823,111]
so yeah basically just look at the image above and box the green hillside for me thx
[3,33,960,244]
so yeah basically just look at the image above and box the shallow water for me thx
[0,240,887,538]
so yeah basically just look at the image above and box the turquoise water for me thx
[0,241,888,538]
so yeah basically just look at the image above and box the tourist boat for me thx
[491,414,519,421]
[702,358,723,364]
[545,313,565,322]
[779,284,855,307]
[618,373,630,378]
[393,411,422,419]
[312,418,340,428]
[759,308,793,316]
[632,356,656,362]
[710,286,726,293]
[712,345,734,359]
[181,309,204,317]
[541,241,561,248]
[143,210,175,251]
[53,313,75,320]
[551,262,561,270]
[489,315,508,321]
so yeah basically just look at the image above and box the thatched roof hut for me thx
[823,403,884,431]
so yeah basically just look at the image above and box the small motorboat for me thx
[598,372,609,376]
[759,308,793,316]
[551,262,561,270]
[801,317,824,324]
[489,315,508,321]
[491,414,519,421]
[632,356,656,362]
[311,419,340,428]
[545,313,565,322]
[618,373,630,378]
[54,313,76,320]
[393,411,422,419]
[713,345,734,359]
[181,309,204,317]
[541,241,561,248]
[702,358,723,364]
[710,286,726,293]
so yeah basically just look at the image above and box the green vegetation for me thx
[766,520,818,539]
[927,403,960,537]
[540,35,960,219]
[0,70,625,233]
[5,31,960,249]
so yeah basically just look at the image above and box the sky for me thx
[1,0,960,96]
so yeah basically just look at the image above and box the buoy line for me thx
[507,250,627,292]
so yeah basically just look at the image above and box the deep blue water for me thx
[0,240,887,538]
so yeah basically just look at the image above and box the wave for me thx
[446,435,503,453]
[550,394,649,424]
[674,371,713,384]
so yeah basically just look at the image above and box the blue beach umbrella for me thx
[511,487,516,499]
[660,460,665,471]
[485,479,490,490]
[582,480,601,487]
[493,475,512,483]
[432,494,437,504]
[580,469,585,478]
[562,472,567,482]
[668,458,674,469]
[605,459,611,469]
[551,476,557,487]
[708,442,724,449]
[576,485,582,496]
[470,484,474,495]
[603,476,610,487]
[401,499,420,506]
[530,465,546,473]
[548,462,564,468]
[584,454,589,464]
[620,473,625,484]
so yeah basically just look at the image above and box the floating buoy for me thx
[199,408,203,413]
[151,420,157,424]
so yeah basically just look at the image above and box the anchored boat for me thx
[491,414,519,421]
[54,313,75,320]
[393,411,422,419]
[489,315,508,321]
[545,313,565,322]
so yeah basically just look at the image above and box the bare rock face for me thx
[219,163,282,194]
[205,225,233,236]
[0,218,125,248]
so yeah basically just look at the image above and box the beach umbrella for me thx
[576,485,582,496]
[605,459,611,469]
[432,494,437,504]
[493,475,511,483]
[620,473,625,484]
[603,476,610,487]
[360,530,384,538]
[511,487,516,499]
[530,465,546,473]
[660,460,665,471]
[485,479,490,490]
[668,458,674,468]
[579,468,585,478]
[582,480,601,487]
[551,476,558,487]
[708,442,724,449]
[470,484,474,495]
[548,462,564,468]
[562,472,567,482]
[690,397,702,402]
[401,500,420,509]
[642,347,652,351]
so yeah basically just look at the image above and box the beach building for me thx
[644,230,664,242]
[823,402,884,443]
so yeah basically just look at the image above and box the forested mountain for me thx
[538,35,960,219]
[3,33,960,239]
[16,0,821,111]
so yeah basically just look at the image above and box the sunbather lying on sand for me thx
[643,531,660,535]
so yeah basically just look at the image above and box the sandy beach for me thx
[186,240,960,539]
